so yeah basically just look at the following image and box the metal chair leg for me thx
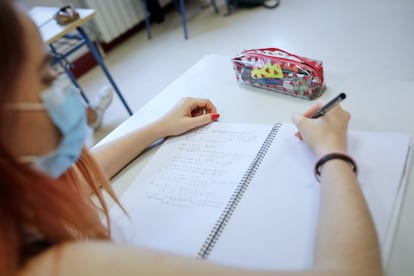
[177,0,188,39]
[49,44,90,105]
[211,0,220,14]
[142,0,152,39]
[224,0,236,15]
[77,26,133,116]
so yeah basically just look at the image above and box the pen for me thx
[310,92,346,119]
[294,92,347,140]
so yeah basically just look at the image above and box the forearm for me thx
[18,241,286,276]
[314,160,383,276]
[90,97,218,180]
[91,121,166,179]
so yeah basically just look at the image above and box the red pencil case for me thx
[231,48,325,100]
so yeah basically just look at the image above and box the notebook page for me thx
[207,123,318,269]
[207,124,411,270]
[349,130,411,260]
[110,122,274,257]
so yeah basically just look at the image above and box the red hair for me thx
[0,1,123,275]
[0,147,123,276]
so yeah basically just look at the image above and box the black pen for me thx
[310,92,346,119]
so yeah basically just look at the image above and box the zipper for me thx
[233,49,323,81]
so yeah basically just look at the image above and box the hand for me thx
[292,101,350,158]
[156,97,219,137]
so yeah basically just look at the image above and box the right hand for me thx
[292,101,351,158]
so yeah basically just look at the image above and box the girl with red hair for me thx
[0,1,382,275]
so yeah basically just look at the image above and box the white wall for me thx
[18,0,84,8]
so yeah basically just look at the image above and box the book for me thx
[110,122,411,270]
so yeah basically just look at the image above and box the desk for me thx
[97,55,414,275]
[29,6,133,115]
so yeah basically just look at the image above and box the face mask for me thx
[10,77,87,178]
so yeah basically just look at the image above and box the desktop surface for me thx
[98,54,414,276]
[29,6,95,44]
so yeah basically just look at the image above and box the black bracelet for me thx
[314,152,358,181]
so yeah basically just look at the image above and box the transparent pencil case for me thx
[231,48,325,100]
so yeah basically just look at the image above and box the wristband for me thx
[314,152,358,181]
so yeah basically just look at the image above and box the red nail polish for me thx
[295,131,303,141]
[211,113,220,120]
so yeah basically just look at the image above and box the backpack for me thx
[235,0,280,9]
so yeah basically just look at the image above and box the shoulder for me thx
[18,241,112,276]
[18,241,190,276]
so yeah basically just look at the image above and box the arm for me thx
[292,102,383,276]
[91,97,219,179]
[18,240,358,276]
[19,103,382,276]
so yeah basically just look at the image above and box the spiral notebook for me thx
[110,122,411,270]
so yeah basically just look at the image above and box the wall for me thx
[18,0,84,8]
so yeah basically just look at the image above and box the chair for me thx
[141,0,220,40]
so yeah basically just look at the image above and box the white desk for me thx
[98,55,414,276]
[29,7,96,44]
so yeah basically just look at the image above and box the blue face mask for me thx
[11,78,87,178]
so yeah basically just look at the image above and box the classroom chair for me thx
[141,0,220,40]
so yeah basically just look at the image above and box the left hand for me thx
[156,97,220,137]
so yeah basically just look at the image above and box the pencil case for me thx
[231,48,325,100]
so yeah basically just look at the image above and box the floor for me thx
[79,0,414,146]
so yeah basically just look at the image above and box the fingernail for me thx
[211,113,220,120]
[295,131,303,141]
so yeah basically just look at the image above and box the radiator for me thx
[84,0,145,43]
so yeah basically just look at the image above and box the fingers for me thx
[191,109,204,117]
[292,100,326,129]
[293,100,326,140]
[186,97,217,116]
[199,98,217,114]
[303,100,326,118]
[211,113,220,120]
[186,98,219,123]
[186,98,220,128]
[158,97,220,137]
[292,113,304,140]
[186,113,220,131]
[190,108,220,126]
[163,97,220,136]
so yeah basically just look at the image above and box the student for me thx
[0,1,382,275]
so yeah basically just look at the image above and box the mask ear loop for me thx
[19,155,38,164]
[18,149,58,164]
[5,103,46,111]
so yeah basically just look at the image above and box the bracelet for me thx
[314,152,358,181]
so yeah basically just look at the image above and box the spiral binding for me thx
[197,123,281,259]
